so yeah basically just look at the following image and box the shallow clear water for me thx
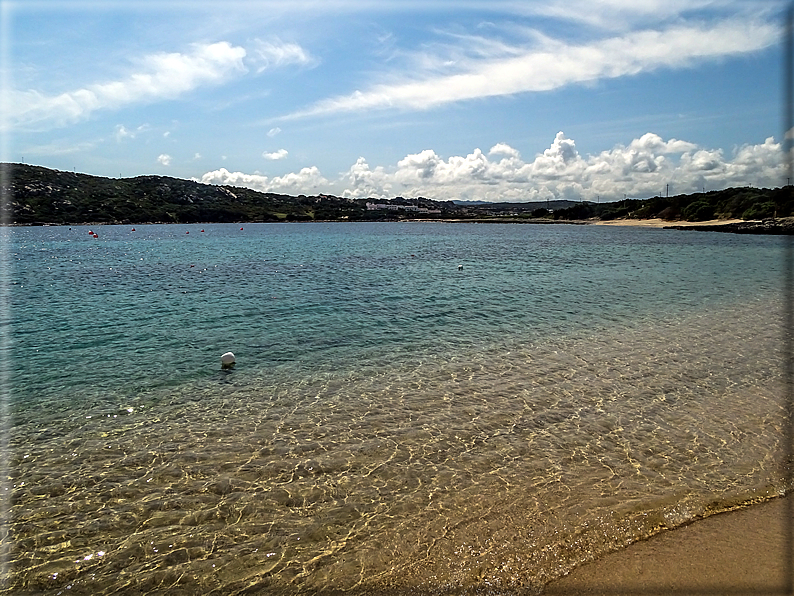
[4,222,790,594]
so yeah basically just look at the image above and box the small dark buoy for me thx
[93,233,99,239]
[131,227,136,231]
[201,229,205,232]
[186,231,189,234]
[458,264,463,270]
[240,227,244,230]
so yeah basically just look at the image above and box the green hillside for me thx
[551,186,793,222]
[2,163,791,226]
[1,164,459,225]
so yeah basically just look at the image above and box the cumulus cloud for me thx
[199,166,329,195]
[157,154,172,166]
[531,132,580,180]
[343,157,392,197]
[489,143,521,159]
[282,17,777,119]
[197,132,787,202]
[8,41,247,131]
[263,149,289,160]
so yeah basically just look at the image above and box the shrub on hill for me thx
[682,201,715,221]
[740,201,776,220]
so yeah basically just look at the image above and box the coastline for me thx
[543,494,792,595]
[8,217,794,235]
[594,216,794,234]
[592,217,746,228]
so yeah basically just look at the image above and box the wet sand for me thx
[543,495,792,595]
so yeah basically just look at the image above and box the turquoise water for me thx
[5,222,790,594]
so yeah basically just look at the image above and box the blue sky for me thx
[1,0,789,202]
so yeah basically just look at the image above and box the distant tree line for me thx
[1,164,460,225]
[551,186,793,222]
[2,163,791,225]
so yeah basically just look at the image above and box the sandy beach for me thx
[592,218,746,228]
[543,495,793,595]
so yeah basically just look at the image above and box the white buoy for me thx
[221,352,236,369]
[458,264,463,270]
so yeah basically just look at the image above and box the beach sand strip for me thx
[543,495,792,596]
[592,218,746,228]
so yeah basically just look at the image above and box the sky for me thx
[1,0,790,202]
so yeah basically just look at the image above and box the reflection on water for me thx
[6,297,786,595]
[5,223,789,594]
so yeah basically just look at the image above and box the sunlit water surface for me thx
[5,222,789,595]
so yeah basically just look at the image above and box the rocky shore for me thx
[663,217,794,235]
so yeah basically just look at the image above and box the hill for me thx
[551,186,793,222]
[1,163,791,226]
[0,164,462,225]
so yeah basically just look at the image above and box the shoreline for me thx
[594,216,794,234]
[543,494,793,595]
[7,217,794,236]
[591,217,746,228]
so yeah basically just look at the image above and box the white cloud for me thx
[194,153,202,160]
[522,0,774,31]
[248,38,313,73]
[157,154,172,166]
[8,41,247,131]
[343,157,392,197]
[263,149,289,160]
[198,132,786,202]
[267,127,282,137]
[396,149,442,180]
[724,136,785,183]
[114,123,149,142]
[115,125,133,141]
[531,132,580,179]
[282,17,777,119]
[198,166,329,195]
[489,143,521,159]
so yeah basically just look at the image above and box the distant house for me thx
[366,202,440,214]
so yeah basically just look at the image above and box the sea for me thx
[4,221,791,595]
